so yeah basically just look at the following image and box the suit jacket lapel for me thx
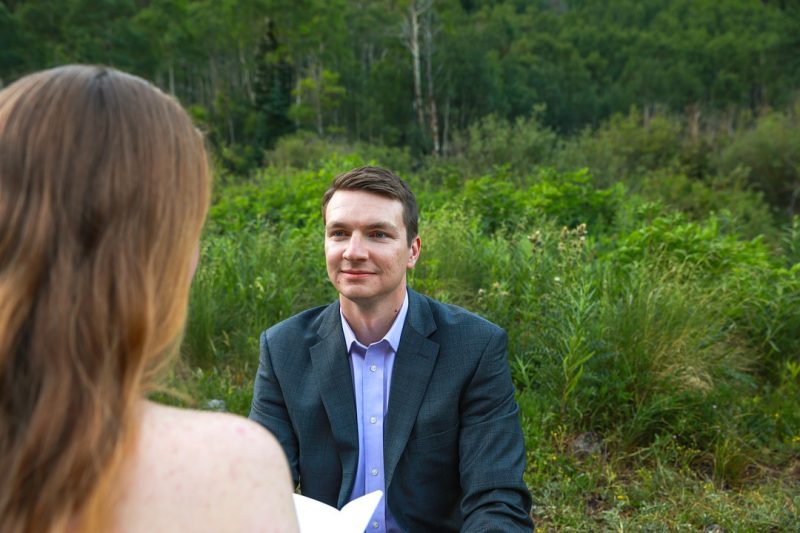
[309,301,359,507]
[384,289,439,490]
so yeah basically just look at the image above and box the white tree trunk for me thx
[422,4,439,155]
[404,1,426,132]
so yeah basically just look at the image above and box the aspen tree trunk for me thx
[294,73,302,129]
[442,97,450,155]
[314,43,325,136]
[407,2,425,132]
[314,62,324,136]
[208,53,218,104]
[422,5,440,155]
[240,44,254,102]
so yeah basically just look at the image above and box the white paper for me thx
[293,490,384,533]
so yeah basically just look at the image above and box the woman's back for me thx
[113,402,297,533]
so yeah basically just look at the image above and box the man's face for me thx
[324,189,420,306]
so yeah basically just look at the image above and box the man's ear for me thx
[407,235,421,269]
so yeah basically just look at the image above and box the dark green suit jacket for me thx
[249,289,533,532]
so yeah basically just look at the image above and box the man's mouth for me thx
[342,270,373,277]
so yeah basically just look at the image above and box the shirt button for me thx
[370,416,377,424]
[372,521,379,529]
[371,468,379,476]
[370,364,377,372]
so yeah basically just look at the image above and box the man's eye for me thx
[330,230,345,237]
[372,231,387,239]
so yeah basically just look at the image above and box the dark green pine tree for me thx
[253,18,294,154]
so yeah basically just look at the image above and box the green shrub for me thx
[604,211,800,379]
[265,131,413,174]
[410,207,514,306]
[457,167,624,234]
[715,110,800,214]
[636,170,776,241]
[556,108,683,186]
[208,154,364,233]
[152,364,256,417]
[450,108,560,176]
[608,211,773,279]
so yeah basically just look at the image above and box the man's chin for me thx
[339,289,376,303]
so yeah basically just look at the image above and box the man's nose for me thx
[343,233,368,261]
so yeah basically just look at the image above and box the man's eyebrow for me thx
[364,222,399,231]
[326,220,399,231]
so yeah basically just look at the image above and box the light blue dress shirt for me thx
[341,291,409,533]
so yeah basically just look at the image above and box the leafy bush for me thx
[715,110,800,214]
[458,167,624,234]
[265,131,413,174]
[500,223,753,454]
[608,211,773,278]
[635,170,776,241]
[556,108,683,186]
[606,210,800,382]
[208,154,364,233]
[450,109,560,176]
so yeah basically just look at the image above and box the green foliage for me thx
[609,211,773,277]
[458,167,624,234]
[587,267,750,450]
[782,215,800,266]
[607,209,800,383]
[253,20,295,151]
[264,131,413,174]
[289,67,346,135]
[450,109,559,176]
[715,110,800,214]
[635,171,776,241]
[152,364,257,416]
[556,108,683,186]
[723,260,800,380]
[208,154,363,233]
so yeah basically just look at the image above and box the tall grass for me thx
[185,227,333,367]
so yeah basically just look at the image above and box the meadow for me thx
[164,108,799,531]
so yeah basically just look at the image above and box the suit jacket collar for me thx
[311,289,441,505]
[384,289,440,490]
[310,300,359,507]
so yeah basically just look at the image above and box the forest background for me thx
[2,0,799,530]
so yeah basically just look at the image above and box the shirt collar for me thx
[341,290,409,353]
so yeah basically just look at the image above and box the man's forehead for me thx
[325,190,405,222]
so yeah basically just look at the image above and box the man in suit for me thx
[249,166,533,532]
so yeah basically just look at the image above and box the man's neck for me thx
[340,288,406,345]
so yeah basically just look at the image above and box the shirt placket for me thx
[363,344,386,531]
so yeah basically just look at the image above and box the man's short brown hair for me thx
[321,166,419,245]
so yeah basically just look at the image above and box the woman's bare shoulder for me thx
[113,401,298,533]
[141,401,286,463]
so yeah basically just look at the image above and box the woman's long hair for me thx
[0,65,211,532]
